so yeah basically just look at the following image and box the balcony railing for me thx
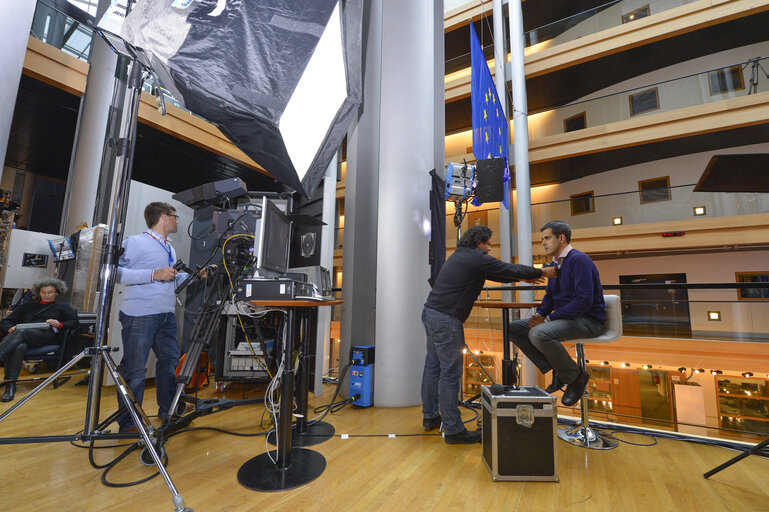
[468,282,769,440]
[31,0,95,62]
[528,57,769,139]
[445,0,699,73]
[29,0,204,120]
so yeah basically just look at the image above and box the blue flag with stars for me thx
[470,23,509,208]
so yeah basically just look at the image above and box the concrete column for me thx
[508,0,537,385]
[342,0,443,406]
[0,0,36,176]
[61,0,118,234]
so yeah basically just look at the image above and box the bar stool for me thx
[557,295,622,450]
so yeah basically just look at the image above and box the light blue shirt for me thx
[117,229,188,317]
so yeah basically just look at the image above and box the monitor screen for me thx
[256,197,292,277]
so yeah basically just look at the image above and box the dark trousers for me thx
[116,311,180,429]
[508,315,603,384]
[421,306,466,435]
[0,329,60,381]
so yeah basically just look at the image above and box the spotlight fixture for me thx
[642,364,652,370]
[693,206,706,216]
[621,362,630,368]
[678,367,687,373]
[612,216,623,225]
[599,361,609,366]
[707,311,721,321]
[742,372,754,378]
[585,359,590,364]
[710,369,723,375]
[694,368,705,374]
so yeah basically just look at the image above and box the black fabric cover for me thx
[429,170,446,287]
[121,0,362,197]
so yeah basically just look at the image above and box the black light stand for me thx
[0,55,192,512]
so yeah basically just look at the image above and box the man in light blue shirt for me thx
[115,201,189,432]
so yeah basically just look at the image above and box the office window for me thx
[639,176,671,204]
[629,87,660,116]
[570,191,595,215]
[708,66,745,95]
[563,112,587,133]
[622,5,650,24]
[736,272,769,300]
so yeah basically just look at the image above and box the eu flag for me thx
[470,23,509,208]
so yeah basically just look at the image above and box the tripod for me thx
[0,56,192,512]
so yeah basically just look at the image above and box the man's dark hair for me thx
[540,220,572,243]
[144,202,176,228]
[459,225,492,248]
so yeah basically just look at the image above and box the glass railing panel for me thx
[528,184,769,231]
[30,1,94,63]
[524,0,699,54]
[527,57,769,139]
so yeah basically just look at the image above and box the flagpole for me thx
[492,0,512,296]
[508,0,537,387]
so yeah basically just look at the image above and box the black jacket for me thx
[425,246,542,321]
[0,301,79,335]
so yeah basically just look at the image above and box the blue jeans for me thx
[508,315,603,385]
[117,311,180,428]
[421,306,466,435]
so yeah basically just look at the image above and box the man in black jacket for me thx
[422,225,556,444]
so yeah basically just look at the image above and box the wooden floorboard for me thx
[1,371,768,512]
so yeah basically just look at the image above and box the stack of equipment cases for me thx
[481,385,559,482]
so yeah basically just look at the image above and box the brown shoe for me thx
[118,425,139,434]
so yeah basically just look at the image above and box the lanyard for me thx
[144,231,174,267]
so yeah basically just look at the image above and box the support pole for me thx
[507,0,536,386]
[492,0,513,278]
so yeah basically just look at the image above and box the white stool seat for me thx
[568,294,622,345]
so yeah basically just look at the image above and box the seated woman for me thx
[0,278,78,402]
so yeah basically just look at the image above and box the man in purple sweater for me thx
[508,221,605,407]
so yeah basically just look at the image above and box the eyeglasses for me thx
[166,213,179,219]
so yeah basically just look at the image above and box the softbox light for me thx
[120,0,363,197]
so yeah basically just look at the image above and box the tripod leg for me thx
[0,351,88,423]
[704,437,769,478]
[102,350,190,512]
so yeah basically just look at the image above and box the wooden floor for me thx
[1,371,768,512]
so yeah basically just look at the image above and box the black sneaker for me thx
[444,429,481,444]
[423,416,442,431]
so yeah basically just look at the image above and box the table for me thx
[473,301,541,385]
[237,299,342,492]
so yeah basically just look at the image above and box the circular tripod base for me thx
[558,425,618,450]
[266,421,335,447]
[237,448,326,491]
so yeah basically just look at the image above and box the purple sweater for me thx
[537,248,605,323]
